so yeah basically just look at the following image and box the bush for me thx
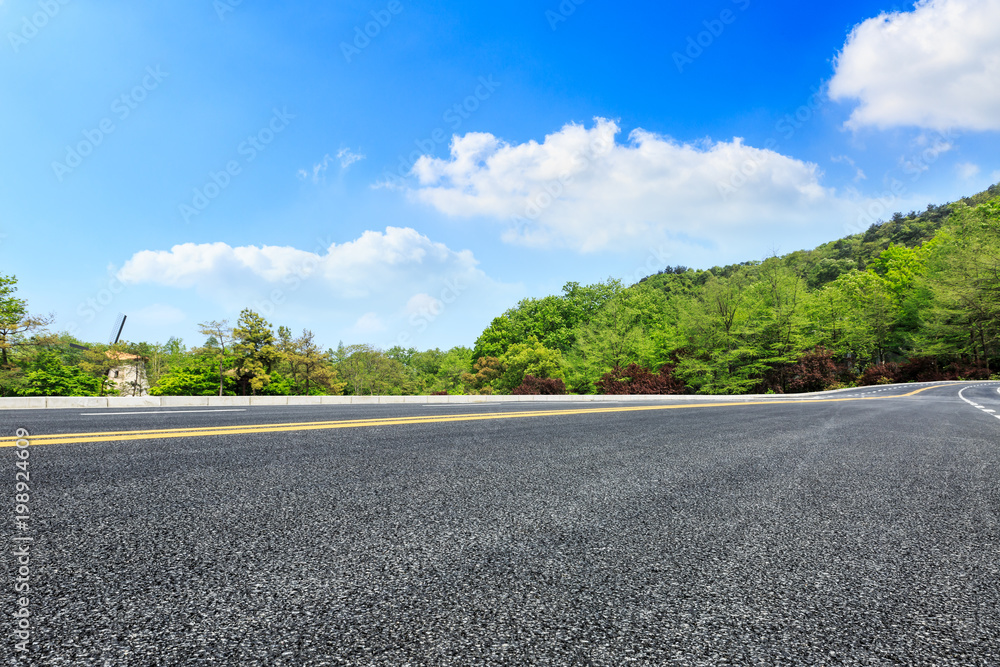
[498,338,564,392]
[785,347,840,393]
[461,356,502,393]
[897,356,946,382]
[859,363,901,386]
[18,350,103,396]
[945,363,992,380]
[858,357,993,384]
[595,364,686,395]
[258,372,296,396]
[512,375,566,395]
[150,368,227,396]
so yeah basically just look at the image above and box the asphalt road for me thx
[3,382,1000,665]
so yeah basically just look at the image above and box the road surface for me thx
[3,382,1000,665]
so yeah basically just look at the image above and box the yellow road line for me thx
[0,383,964,448]
[0,403,792,446]
[895,384,956,397]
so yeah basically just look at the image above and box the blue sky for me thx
[3,0,999,351]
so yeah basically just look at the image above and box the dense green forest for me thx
[2,185,998,397]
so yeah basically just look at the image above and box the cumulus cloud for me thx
[408,118,868,256]
[829,0,1000,131]
[118,227,480,299]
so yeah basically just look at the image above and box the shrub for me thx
[859,362,901,386]
[512,375,566,395]
[945,363,992,380]
[785,347,839,393]
[867,357,992,383]
[21,366,102,397]
[897,356,946,382]
[461,356,502,393]
[498,338,564,392]
[258,371,297,396]
[595,364,686,395]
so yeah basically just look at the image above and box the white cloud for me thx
[829,0,1000,131]
[956,162,980,179]
[118,227,481,299]
[899,135,954,177]
[298,154,334,183]
[337,147,365,169]
[408,118,872,256]
[118,242,315,288]
[297,148,365,183]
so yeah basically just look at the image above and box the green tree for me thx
[473,311,527,360]
[570,283,665,392]
[673,271,764,393]
[802,269,899,369]
[752,259,808,391]
[472,280,618,359]
[839,271,900,366]
[914,202,1000,368]
[869,244,924,301]
[336,344,410,395]
[150,354,232,396]
[0,274,53,367]
[231,309,281,394]
[497,336,565,393]
[434,346,474,394]
[285,329,344,395]
[461,356,503,394]
[18,349,101,396]
[198,320,233,396]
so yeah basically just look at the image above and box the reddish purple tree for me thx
[859,362,901,386]
[595,364,687,395]
[512,375,567,395]
[785,347,840,393]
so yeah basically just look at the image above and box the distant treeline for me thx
[1,185,998,397]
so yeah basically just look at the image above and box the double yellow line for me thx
[0,383,954,448]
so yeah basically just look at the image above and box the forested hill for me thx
[646,182,1000,292]
[470,183,1000,395]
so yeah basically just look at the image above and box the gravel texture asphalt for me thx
[3,383,1000,665]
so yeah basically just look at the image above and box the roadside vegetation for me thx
[3,186,999,397]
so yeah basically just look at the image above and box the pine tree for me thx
[231,309,281,395]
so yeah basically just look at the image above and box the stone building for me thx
[106,351,149,396]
